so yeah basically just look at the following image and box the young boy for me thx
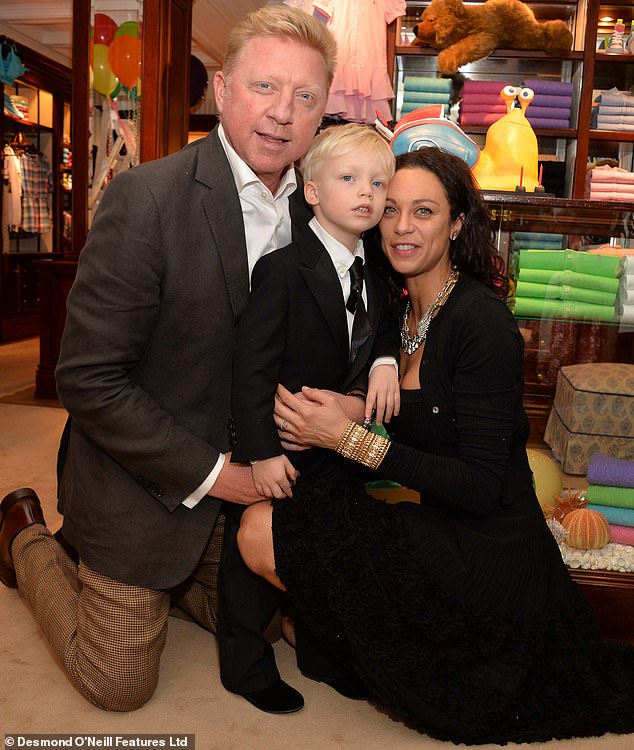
[219,124,399,711]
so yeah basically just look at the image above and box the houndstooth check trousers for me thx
[11,516,224,711]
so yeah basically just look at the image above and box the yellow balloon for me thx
[526,449,563,513]
[92,43,119,96]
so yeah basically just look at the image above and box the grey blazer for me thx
[56,128,312,588]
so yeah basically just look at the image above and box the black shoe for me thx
[302,672,372,701]
[242,679,304,714]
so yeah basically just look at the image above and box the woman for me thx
[237,147,634,744]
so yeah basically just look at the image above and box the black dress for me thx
[271,275,634,745]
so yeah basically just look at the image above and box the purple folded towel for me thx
[526,116,570,128]
[523,79,573,97]
[587,453,634,488]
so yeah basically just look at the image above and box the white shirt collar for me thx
[309,216,365,277]
[217,123,297,199]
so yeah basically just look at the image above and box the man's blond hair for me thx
[223,5,337,87]
[301,124,395,182]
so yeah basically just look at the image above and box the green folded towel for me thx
[519,250,621,277]
[403,76,452,93]
[513,297,616,322]
[512,232,564,242]
[401,90,451,103]
[518,268,620,293]
[515,281,616,306]
[586,484,634,509]
[402,91,452,104]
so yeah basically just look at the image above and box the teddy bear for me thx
[413,0,573,75]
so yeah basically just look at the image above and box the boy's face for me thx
[304,150,390,251]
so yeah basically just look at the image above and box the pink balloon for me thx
[94,13,118,46]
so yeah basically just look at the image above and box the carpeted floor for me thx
[1,338,633,749]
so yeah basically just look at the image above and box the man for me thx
[0,5,335,715]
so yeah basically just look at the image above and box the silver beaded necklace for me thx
[400,268,460,355]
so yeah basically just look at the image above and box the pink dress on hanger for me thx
[320,0,406,123]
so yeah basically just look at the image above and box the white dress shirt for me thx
[184,132,395,507]
[183,126,298,508]
[308,216,366,345]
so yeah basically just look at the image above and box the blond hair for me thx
[223,5,337,87]
[301,124,395,182]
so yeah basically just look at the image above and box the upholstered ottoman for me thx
[544,363,634,474]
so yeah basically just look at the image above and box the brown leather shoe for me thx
[0,488,45,588]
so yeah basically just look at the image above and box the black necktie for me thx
[346,256,364,314]
[347,257,371,363]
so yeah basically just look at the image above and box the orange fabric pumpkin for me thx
[562,508,610,550]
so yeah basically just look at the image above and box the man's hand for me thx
[210,457,269,505]
[252,455,299,499]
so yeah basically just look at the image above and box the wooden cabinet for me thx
[389,1,634,199]
[480,194,634,444]
[0,40,71,341]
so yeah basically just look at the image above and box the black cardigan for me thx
[378,273,536,518]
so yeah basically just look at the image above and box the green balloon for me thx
[92,43,119,96]
[115,21,139,39]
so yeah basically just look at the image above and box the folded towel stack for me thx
[513,249,621,322]
[458,79,510,127]
[590,88,634,131]
[523,78,573,129]
[586,453,634,546]
[511,232,564,251]
[617,255,634,324]
[4,93,28,120]
[585,164,634,203]
[589,249,634,324]
[400,76,452,116]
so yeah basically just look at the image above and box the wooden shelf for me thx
[2,111,52,130]
[395,45,585,61]
[595,52,634,62]
[569,568,634,643]
[482,194,634,234]
[588,129,634,142]
[464,125,577,139]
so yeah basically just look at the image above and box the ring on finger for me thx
[281,419,288,430]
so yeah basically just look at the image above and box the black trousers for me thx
[217,502,347,694]
[217,503,282,694]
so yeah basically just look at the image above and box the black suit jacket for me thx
[55,128,312,589]
[231,221,398,476]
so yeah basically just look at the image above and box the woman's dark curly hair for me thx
[368,146,508,313]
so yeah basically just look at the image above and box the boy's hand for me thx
[252,455,299,499]
[366,364,400,425]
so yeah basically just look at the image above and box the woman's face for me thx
[380,167,463,281]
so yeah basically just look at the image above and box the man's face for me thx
[214,36,329,194]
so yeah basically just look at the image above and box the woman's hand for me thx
[275,384,351,451]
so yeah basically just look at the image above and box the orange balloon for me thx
[108,35,142,89]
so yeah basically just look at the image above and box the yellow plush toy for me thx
[472,85,539,191]
[413,0,573,75]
